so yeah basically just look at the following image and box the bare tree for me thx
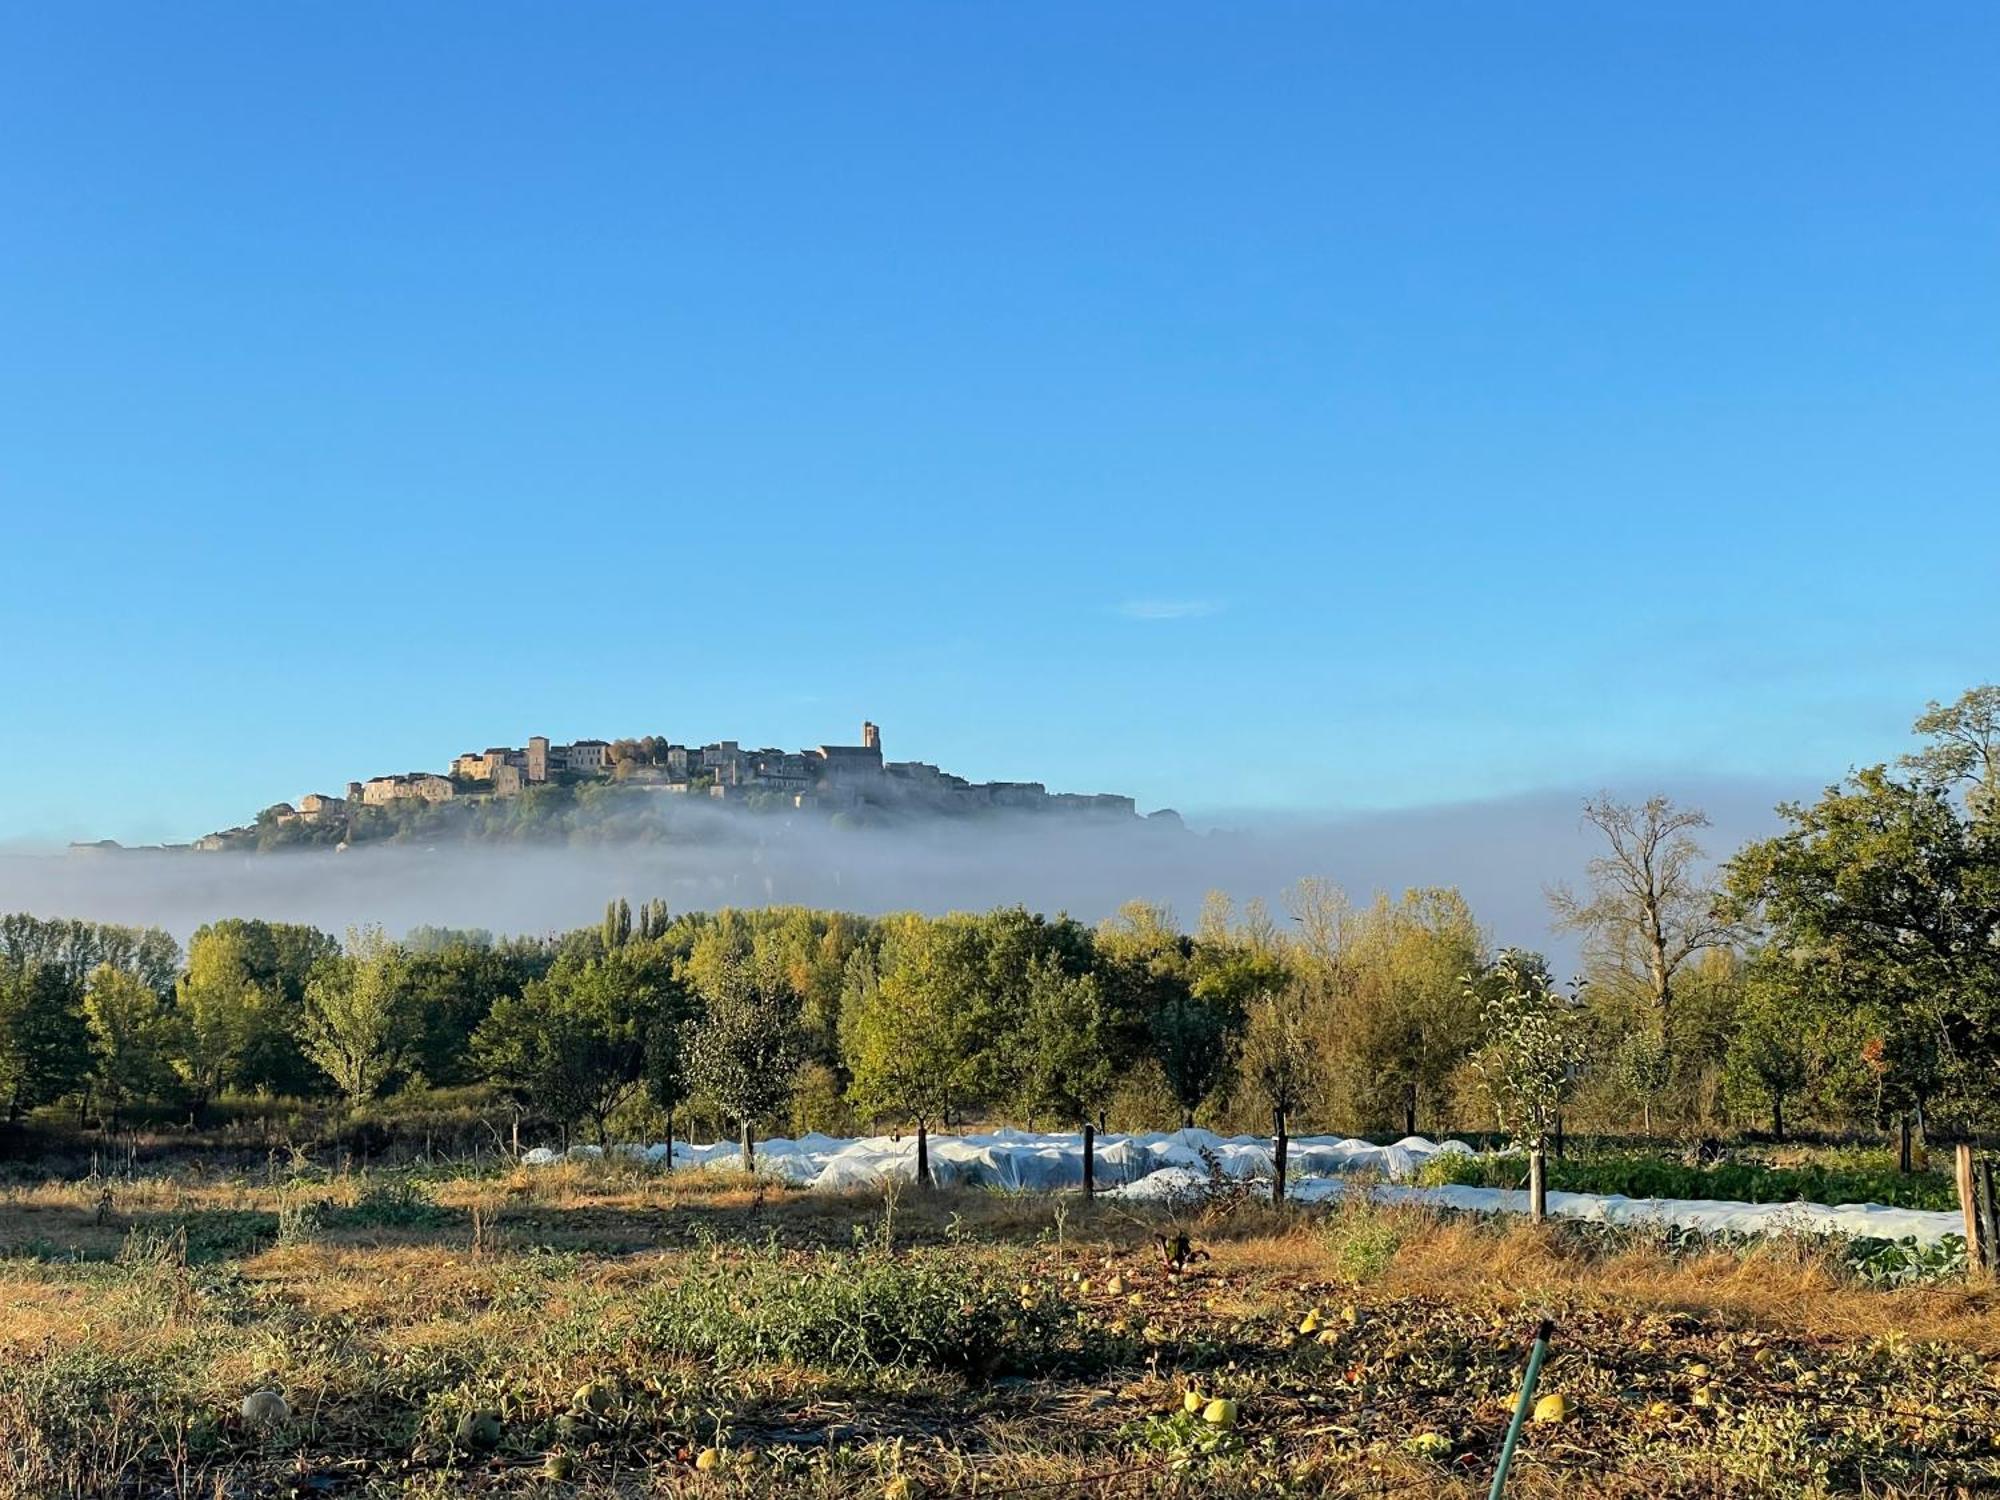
[1283,877,1352,974]
[1548,795,1741,1058]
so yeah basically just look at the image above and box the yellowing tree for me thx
[1333,889,1486,1136]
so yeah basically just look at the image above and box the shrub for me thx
[327,1180,456,1230]
[1322,1200,1403,1283]
[638,1238,1081,1378]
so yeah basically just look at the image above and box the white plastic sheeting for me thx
[521,1127,1465,1191]
[522,1127,1962,1246]
[1107,1168,1963,1246]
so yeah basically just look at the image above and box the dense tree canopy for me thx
[4,688,2000,1162]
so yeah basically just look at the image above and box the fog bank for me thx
[0,777,1797,967]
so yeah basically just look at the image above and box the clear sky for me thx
[3,4,1996,845]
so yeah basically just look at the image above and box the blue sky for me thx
[3,4,1997,845]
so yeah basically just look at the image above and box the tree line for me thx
[5,687,1998,1174]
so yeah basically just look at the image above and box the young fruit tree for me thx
[686,957,806,1173]
[842,921,987,1189]
[1239,978,1325,1203]
[1014,954,1114,1194]
[473,946,670,1148]
[1472,950,1586,1221]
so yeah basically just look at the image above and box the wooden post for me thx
[1897,1115,1913,1174]
[1528,1146,1548,1224]
[1081,1120,1096,1198]
[916,1121,931,1189]
[740,1120,755,1175]
[1955,1143,1982,1270]
[1273,1108,1289,1206]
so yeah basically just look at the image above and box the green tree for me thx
[685,957,806,1172]
[171,928,269,1123]
[302,926,410,1108]
[1238,977,1327,1200]
[83,964,176,1128]
[1728,764,2000,1139]
[1149,989,1235,1131]
[1096,902,1241,1129]
[969,906,1094,1106]
[603,898,633,951]
[398,938,548,1087]
[643,1009,690,1157]
[1722,965,1811,1138]
[1016,955,1114,1130]
[1187,894,1289,1112]
[842,920,986,1186]
[475,946,671,1146]
[1903,684,2000,818]
[1473,950,1585,1217]
[1608,1029,1671,1138]
[0,964,88,1123]
[187,919,340,1097]
[1093,901,1194,1072]
[0,915,179,995]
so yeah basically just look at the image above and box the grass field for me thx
[4,1156,1999,1498]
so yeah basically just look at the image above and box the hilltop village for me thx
[186,721,1163,851]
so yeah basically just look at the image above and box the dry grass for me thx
[1,1159,1997,1497]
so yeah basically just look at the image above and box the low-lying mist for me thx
[1,777,1796,967]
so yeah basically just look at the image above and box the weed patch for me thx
[638,1237,1086,1379]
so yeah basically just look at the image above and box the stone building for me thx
[202,715,1148,853]
[360,773,455,806]
[560,739,611,774]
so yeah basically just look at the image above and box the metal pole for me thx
[1488,1319,1556,1500]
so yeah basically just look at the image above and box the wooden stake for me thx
[1956,1143,1982,1270]
[1528,1147,1548,1223]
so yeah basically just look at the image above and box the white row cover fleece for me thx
[523,1127,1962,1245]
